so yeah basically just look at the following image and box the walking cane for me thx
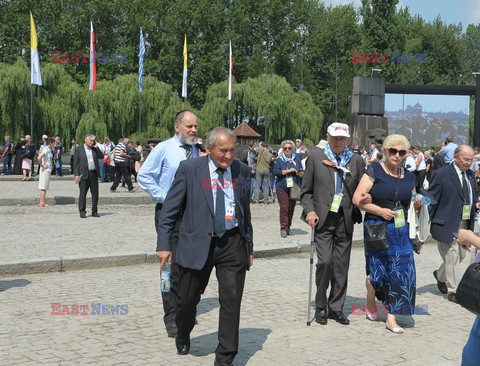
[307,225,315,326]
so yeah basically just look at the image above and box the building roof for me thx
[414,102,422,108]
[233,122,261,137]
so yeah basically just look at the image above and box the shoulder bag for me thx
[457,262,480,315]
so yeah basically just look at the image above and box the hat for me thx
[316,139,328,149]
[327,122,350,138]
[42,134,48,139]
[295,138,302,142]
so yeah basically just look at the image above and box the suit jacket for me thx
[301,149,365,235]
[428,163,478,243]
[73,144,103,180]
[157,156,253,270]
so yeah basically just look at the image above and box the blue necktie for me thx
[335,156,342,195]
[462,172,470,205]
[215,168,226,237]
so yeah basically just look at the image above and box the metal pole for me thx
[88,91,91,134]
[30,84,33,140]
[138,93,142,133]
[227,100,231,129]
[307,226,315,326]
[474,73,480,147]
[335,54,338,121]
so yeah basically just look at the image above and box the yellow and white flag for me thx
[30,12,42,86]
[181,34,187,98]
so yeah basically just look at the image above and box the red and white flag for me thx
[89,22,97,91]
[228,40,233,101]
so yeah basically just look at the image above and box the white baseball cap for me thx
[327,122,350,138]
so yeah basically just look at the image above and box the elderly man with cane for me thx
[301,122,368,326]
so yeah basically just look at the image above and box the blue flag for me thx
[138,28,145,92]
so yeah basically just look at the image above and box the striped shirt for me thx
[114,142,127,163]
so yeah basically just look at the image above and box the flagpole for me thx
[227,100,231,129]
[138,94,142,133]
[88,91,91,134]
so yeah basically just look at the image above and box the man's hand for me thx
[249,255,254,267]
[456,229,477,251]
[156,251,172,270]
[476,202,480,212]
[358,193,372,205]
[74,175,80,183]
[306,211,319,227]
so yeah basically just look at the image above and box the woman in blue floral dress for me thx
[353,134,422,333]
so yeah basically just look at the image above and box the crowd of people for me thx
[2,117,480,364]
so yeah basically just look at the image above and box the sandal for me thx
[38,203,49,207]
[365,308,378,321]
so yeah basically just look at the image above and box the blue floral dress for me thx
[364,163,416,315]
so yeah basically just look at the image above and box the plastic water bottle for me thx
[413,193,431,206]
[160,262,171,293]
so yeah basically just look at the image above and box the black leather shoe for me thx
[433,270,448,294]
[329,310,350,325]
[91,212,100,218]
[315,307,328,325]
[448,293,458,303]
[214,360,233,366]
[166,322,177,338]
[80,212,86,218]
[175,337,190,355]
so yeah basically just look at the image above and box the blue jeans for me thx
[55,159,63,176]
[2,154,12,174]
[98,159,105,181]
[102,162,110,182]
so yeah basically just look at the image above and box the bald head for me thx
[454,145,474,172]
[174,110,198,145]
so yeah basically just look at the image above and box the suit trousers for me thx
[155,203,180,326]
[176,230,247,364]
[315,209,352,312]
[436,221,467,294]
[78,170,99,214]
[110,161,133,190]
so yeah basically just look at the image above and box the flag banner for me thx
[30,12,42,86]
[89,22,97,91]
[138,28,145,93]
[228,40,233,101]
[181,34,187,98]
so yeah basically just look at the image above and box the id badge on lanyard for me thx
[226,202,235,221]
[462,205,471,220]
[286,176,294,188]
[393,202,405,228]
[330,194,343,213]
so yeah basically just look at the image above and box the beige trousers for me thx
[436,221,467,294]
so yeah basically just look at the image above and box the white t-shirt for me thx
[405,156,416,172]
[416,152,426,171]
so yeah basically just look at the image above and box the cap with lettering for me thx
[327,122,350,138]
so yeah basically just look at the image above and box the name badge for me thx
[226,202,235,221]
[330,194,342,213]
[88,157,94,165]
[394,209,405,228]
[286,176,294,188]
[462,205,471,220]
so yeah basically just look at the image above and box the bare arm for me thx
[352,174,395,220]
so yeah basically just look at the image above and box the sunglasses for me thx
[283,147,292,151]
[388,148,407,157]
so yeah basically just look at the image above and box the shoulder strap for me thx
[337,171,354,202]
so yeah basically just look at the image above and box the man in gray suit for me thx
[157,127,253,366]
[301,122,365,325]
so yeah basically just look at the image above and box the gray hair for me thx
[205,127,236,148]
[85,133,96,140]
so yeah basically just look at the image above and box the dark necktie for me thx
[335,156,342,195]
[462,172,470,205]
[215,168,226,237]
[182,145,193,159]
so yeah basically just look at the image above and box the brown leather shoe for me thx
[433,270,448,294]
[447,293,457,303]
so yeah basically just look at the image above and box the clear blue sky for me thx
[323,0,480,29]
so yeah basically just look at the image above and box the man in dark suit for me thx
[429,145,480,302]
[157,127,253,366]
[73,134,104,218]
[301,122,365,326]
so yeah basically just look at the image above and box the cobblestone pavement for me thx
[0,201,363,265]
[1,243,475,366]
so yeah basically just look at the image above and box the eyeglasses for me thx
[283,147,292,151]
[388,148,407,157]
